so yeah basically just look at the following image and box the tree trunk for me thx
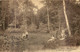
[14,9,17,28]
[13,0,17,28]
[63,0,71,36]
[47,3,50,33]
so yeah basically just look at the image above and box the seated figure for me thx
[22,32,28,39]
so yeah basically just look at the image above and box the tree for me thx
[40,0,54,32]
[63,0,71,36]
[22,0,36,32]
[9,0,36,28]
[46,0,50,33]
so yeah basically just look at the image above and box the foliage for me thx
[66,2,80,35]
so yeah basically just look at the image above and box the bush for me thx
[66,35,80,46]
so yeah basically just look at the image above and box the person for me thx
[47,35,55,43]
[22,31,28,39]
[25,32,28,38]
[60,29,67,40]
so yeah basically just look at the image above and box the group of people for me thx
[47,28,68,42]
[21,29,68,42]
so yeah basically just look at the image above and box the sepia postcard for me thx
[0,0,80,52]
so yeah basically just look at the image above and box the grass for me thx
[28,33,51,45]
[1,32,79,51]
[22,32,52,50]
[0,32,52,51]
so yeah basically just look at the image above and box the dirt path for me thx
[23,46,80,52]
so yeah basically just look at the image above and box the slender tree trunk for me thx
[47,4,50,33]
[2,6,5,30]
[23,13,27,32]
[3,14,5,30]
[63,0,71,36]
[23,0,29,32]
[15,9,17,28]
[13,0,17,28]
[16,0,28,32]
[58,10,61,36]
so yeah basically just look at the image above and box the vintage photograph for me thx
[0,0,80,52]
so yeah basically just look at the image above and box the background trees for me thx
[1,0,80,49]
[0,0,80,35]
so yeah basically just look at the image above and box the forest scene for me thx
[0,0,80,52]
